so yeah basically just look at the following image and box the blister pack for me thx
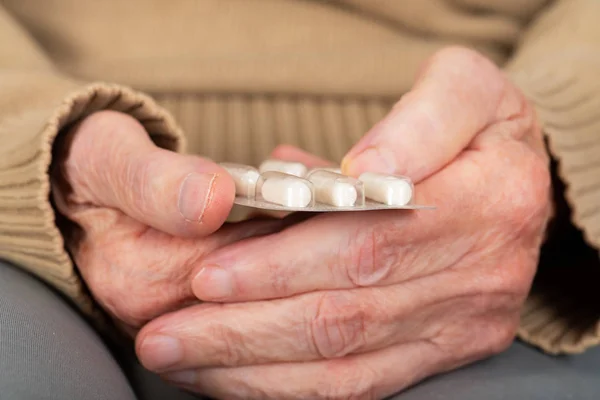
[221,160,433,212]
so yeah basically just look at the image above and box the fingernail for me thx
[138,334,183,371]
[178,172,217,222]
[344,146,397,176]
[163,370,196,385]
[193,265,233,300]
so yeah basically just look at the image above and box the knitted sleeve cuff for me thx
[504,0,600,354]
[0,77,185,320]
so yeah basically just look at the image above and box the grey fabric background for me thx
[0,261,135,400]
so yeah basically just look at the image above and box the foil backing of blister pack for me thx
[232,197,434,212]
[221,160,434,212]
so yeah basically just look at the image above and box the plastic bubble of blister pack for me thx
[220,160,433,212]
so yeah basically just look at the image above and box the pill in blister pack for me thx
[308,167,342,175]
[259,159,308,177]
[307,169,364,207]
[220,163,260,197]
[256,171,315,207]
[221,160,432,212]
[358,172,413,206]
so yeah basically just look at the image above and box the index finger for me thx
[342,46,523,182]
[192,131,531,303]
[270,144,335,168]
[191,153,474,303]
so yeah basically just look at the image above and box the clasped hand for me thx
[52,47,551,400]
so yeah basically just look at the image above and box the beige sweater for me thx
[1,0,599,355]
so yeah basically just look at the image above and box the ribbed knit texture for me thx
[511,69,600,353]
[0,81,185,317]
[155,93,394,165]
[503,0,600,353]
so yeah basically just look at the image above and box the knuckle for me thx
[474,250,538,300]
[114,299,155,327]
[85,111,148,148]
[497,251,538,294]
[439,317,517,362]
[225,380,270,400]
[316,360,377,400]
[80,111,144,164]
[209,324,246,367]
[87,109,141,129]
[90,115,154,210]
[432,46,493,70]
[426,46,505,103]
[341,226,396,287]
[99,280,151,326]
[497,80,536,133]
[265,253,291,295]
[98,272,161,327]
[80,240,186,328]
[308,292,369,359]
[502,151,551,232]
[437,45,491,65]
[77,254,135,322]
[125,153,155,212]
[485,319,518,356]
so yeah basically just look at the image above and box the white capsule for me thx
[307,170,363,207]
[258,172,314,208]
[359,172,413,206]
[220,163,260,197]
[259,159,308,177]
[307,167,342,175]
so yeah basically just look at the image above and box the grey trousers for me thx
[1,260,599,400]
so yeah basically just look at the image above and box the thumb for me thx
[61,111,235,238]
[341,47,514,182]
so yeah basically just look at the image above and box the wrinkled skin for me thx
[55,46,551,399]
[52,110,286,334]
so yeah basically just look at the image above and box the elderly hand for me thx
[135,47,552,399]
[51,110,284,335]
